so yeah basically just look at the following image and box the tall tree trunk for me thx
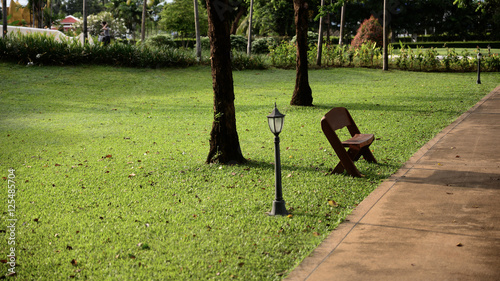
[83,0,87,42]
[326,5,330,45]
[194,0,201,61]
[382,0,388,71]
[205,0,246,164]
[290,0,313,106]
[246,0,253,56]
[338,4,345,45]
[316,0,324,66]
[141,0,147,42]
[2,0,7,38]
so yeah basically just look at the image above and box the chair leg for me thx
[361,146,377,163]
[332,158,362,177]
[332,161,345,174]
[347,148,362,162]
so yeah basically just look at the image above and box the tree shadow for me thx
[398,169,500,190]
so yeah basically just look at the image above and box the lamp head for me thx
[267,103,285,135]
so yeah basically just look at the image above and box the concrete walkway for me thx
[286,86,500,281]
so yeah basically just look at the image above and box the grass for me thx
[0,62,498,280]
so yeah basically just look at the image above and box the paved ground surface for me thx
[285,85,500,281]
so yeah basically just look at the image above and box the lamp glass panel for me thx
[275,117,284,133]
[268,117,276,133]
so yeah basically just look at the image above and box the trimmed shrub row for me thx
[0,33,266,70]
[1,32,498,72]
[269,41,500,72]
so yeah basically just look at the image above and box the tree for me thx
[193,0,201,60]
[83,0,87,42]
[106,0,143,40]
[62,0,104,16]
[73,11,127,37]
[382,0,388,70]
[290,0,313,106]
[316,0,324,66]
[160,0,207,38]
[338,4,345,45]
[246,0,253,55]
[205,0,246,164]
[141,0,147,41]
[2,0,7,38]
[350,15,382,49]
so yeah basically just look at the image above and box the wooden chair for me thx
[321,107,377,177]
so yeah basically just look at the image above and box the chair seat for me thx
[342,134,374,148]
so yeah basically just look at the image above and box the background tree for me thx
[290,0,313,106]
[193,0,201,60]
[73,11,127,37]
[2,0,6,38]
[62,0,104,16]
[246,0,253,55]
[350,15,382,49]
[141,0,147,41]
[160,0,208,39]
[383,0,388,70]
[205,0,246,164]
[106,0,142,39]
[316,0,324,66]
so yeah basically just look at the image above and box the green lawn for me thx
[0,63,498,280]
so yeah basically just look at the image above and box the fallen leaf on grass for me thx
[328,200,338,207]
[313,232,320,237]
[71,259,77,266]
[129,173,136,178]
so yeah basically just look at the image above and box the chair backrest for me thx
[321,107,361,136]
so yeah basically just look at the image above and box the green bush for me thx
[251,37,278,54]
[291,31,319,47]
[0,33,196,68]
[231,51,267,70]
[144,34,176,49]
[230,34,247,52]
[269,41,296,69]
[391,41,500,49]
[200,36,210,50]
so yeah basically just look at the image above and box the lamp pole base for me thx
[268,200,288,216]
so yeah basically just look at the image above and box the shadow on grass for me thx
[239,158,398,182]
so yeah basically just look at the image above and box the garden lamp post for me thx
[267,103,288,216]
[477,52,482,85]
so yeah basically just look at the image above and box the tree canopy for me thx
[159,0,208,37]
